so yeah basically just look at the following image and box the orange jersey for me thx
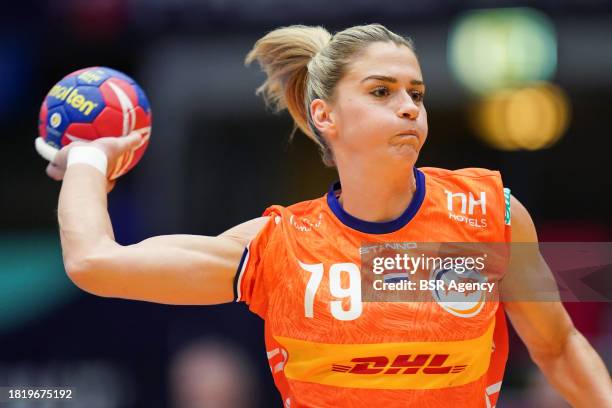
[235,167,511,408]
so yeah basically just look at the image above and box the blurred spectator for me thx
[169,338,258,408]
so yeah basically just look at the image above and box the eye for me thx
[370,86,390,98]
[410,90,424,103]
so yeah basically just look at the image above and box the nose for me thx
[396,91,419,120]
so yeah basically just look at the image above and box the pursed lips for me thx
[395,131,419,141]
[390,131,420,148]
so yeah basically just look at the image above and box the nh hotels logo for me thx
[444,190,487,228]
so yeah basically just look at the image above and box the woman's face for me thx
[314,41,428,170]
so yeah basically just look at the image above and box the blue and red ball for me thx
[37,66,152,178]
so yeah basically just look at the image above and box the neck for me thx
[336,162,417,223]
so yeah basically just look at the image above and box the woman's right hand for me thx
[45,133,143,182]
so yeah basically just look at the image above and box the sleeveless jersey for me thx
[234,167,512,408]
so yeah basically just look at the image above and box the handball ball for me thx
[37,66,152,179]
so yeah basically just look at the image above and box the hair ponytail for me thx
[245,25,330,142]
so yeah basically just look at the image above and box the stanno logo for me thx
[331,354,466,375]
[445,190,487,228]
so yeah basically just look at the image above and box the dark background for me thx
[1,1,611,407]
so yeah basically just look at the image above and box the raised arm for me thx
[50,137,268,305]
[503,195,612,407]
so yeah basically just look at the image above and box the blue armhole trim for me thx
[503,187,511,226]
[233,247,248,302]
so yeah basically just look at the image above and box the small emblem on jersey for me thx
[331,354,467,375]
[430,267,487,318]
[445,190,487,228]
[289,213,323,232]
[383,272,410,284]
[267,347,288,374]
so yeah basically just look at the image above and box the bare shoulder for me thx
[510,194,538,243]
[219,216,271,246]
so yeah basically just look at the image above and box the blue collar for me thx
[326,168,426,234]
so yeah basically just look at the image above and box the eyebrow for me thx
[361,75,425,86]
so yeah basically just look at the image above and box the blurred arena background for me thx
[1,0,611,407]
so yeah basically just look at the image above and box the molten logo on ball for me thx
[48,85,99,115]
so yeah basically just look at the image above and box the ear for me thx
[310,98,337,140]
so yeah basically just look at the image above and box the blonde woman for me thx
[46,24,611,407]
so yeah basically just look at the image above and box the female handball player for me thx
[45,24,612,407]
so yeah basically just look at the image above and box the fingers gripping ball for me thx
[36,67,152,179]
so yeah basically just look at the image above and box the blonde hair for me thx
[246,24,415,167]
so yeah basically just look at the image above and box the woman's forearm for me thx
[58,165,116,271]
[534,328,612,407]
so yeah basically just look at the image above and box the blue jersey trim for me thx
[326,167,426,234]
[233,247,248,302]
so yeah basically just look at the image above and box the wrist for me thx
[67,146,108,176]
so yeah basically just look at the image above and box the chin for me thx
[389,148,419,168]
[390,143,419,159]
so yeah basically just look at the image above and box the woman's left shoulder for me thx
[509,194,539,242]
